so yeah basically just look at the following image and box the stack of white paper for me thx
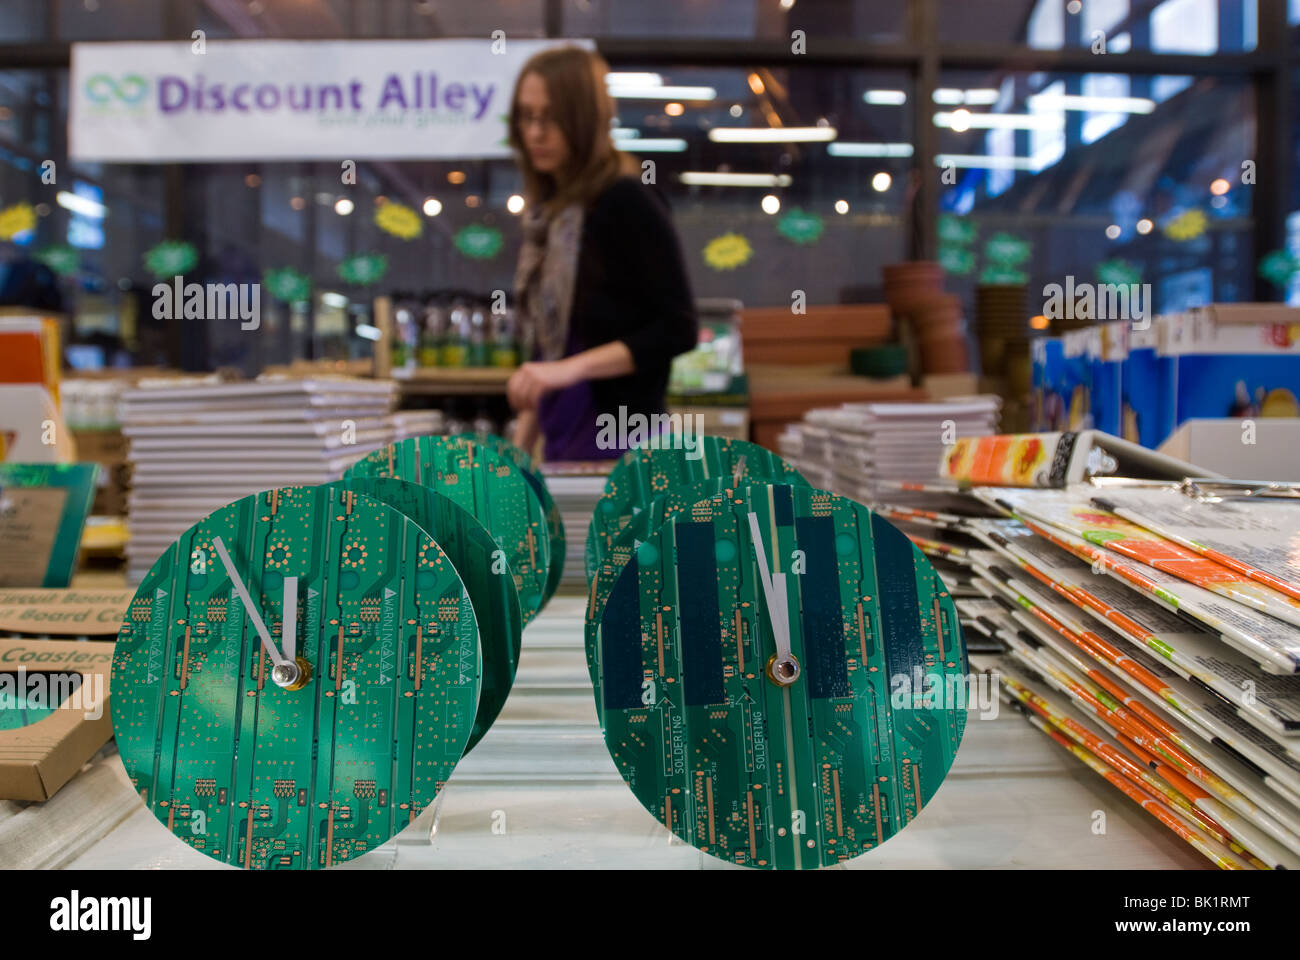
[123,378,399,582]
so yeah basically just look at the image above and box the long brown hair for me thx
[508,46,636,213]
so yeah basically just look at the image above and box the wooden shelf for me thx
[395,367,515,396]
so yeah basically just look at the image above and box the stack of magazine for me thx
[865,441,1300,870]
[122,377,398,583]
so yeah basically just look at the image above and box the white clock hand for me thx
[746,511,799,686]
[282,576,298,661]
[212,535,290,669]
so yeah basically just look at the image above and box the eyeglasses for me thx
[517,111,558,133]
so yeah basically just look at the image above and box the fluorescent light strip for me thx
[606,72,664,87]
[864,89,907,105]
[615,138,687,152]
[935,154,1036,170]
[56,190,107,218]
[828,142,914,157]
[934,111,1062,130]
[611,127,640,140]
[1026,93,1156,114]
[679,172,793,187]
[708,126,837,143]
[608,85,716,100]
[933,88,1000,105]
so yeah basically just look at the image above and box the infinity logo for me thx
[84,73,149,104]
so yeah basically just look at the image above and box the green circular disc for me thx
[324,477,522,754]
[452,433,565,610]
[584,478,764,724]
[586,437,808,585]
[598,484,968,869]
[346,435,551,624]
[111,485,481,870]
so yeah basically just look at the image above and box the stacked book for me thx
[122,377,398,583]
[885,474,1300,870]
[778,397,1000,502]
[536,461,616,595]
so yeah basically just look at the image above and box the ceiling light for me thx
[605,72,663,87]
[936,110,1061,130]
[708,126,837,143]
[827,142,914,158]
[864,90,907,106]
[334,197,354,215]
[934,154,1036,170]
[835,199,849,214]
[56,190,106,218]
[872,172,892,192]
[608,85,716,100]
[679,172,794,187]
[614,138,687,152]
[506,194,525,214]
[761,194,780,215]
[1136,218,1154,235]
[1027,93,1156,114]
[422,197,442,216]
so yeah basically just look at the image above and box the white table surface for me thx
[3,596,1209,870]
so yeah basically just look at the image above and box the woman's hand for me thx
[507,357,582,410]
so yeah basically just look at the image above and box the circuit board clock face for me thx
[111,485,481,870]
[325,476,521,754]
[345,435,551,623]
[598,484,967,869]
[587,437,808,580]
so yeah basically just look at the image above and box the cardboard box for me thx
[0,636,114,801]
[0,588,130,639]
[668,404,750,442]
[1190,303,1300,327]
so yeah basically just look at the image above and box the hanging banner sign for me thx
[69,38,584,162]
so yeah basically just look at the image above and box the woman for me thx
[506,46,698,461]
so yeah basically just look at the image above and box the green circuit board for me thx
[598,484,967,869]
[111,485,481,870]
[325,476,521,754]
[451,433,565,607]
[585,478,762,723]
[586,437,808,582]
[345,436,551,623]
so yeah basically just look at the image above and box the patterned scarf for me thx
[514,203,585,363]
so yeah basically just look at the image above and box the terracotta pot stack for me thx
[883,262,971,375]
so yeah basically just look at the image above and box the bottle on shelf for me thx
[490,305,519,368]
[442,299,471,368]
[418,300,445,368]
[468,303,489,367]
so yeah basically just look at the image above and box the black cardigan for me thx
[566,176,698,417]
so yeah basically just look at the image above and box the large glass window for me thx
[941,0,1258,53]
[937,69,1254,312]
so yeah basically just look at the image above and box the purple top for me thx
[535,329,625,461]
